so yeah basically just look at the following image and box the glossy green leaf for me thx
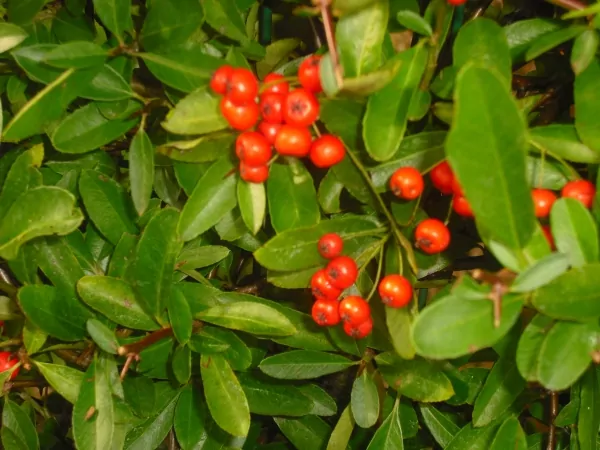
[197,301,296,337]
[79,170,138,245]
[511,252,570,293]
[82,64,135,101]
[158,133,236,163]
[129,127,154,216]
[577,367,599,450]
[571,29,599,75]
[317,169,343,214]
[396,10,432,36]
[259,350,355,380]
[195,325,252,371]
[177,156,237,242]
[275,416,331,450]
[77,275,159,331]
[529,125,600,164]
[238,179,266,235]
[202,0,247,43]
[44,41,107,69]
[532,264,600,320]
[419,404,460,448]
[504,18,564,62]
[172,345,191,384]
[446,65,535,267]
[35,362,84,404]
[575,59,600,152]
[363,43,428,161]
[489,417,527,450]
[2,397,39,450]
[327,405,354,450]
[92,0,133,43]
[0,143,43,218]
[177,243,230,270]
[412,294,524,359]
[200,354,250,438]
[351,370,379,428]
[168,288,192,345]
[537,321,596,391]
[22,321,47,355]
[386,306,415,360]
[376,353,454,402]
[366,397,404,450]
[445,421,503,450]
[550,198,598,268]
[453,18,512,87]
[162,87,228,136]
[174,385,208,450]
[1,427,27,450]
[298,384,338,417]
[525,26,586,61]
[0,22,27,53]
[86,318,119,354]
[267,161,320,233]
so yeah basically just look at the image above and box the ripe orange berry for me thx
[339,296,371,326]
[236,131,272,166]
[274,125,312,157]
[390,167,424,200]
[259,93,285,124]
[298,55,323,93]
[343,316,373,339]
[532,189,557,218]
[318,233,344,259]
[378,274,413,308]
[220,97,259,131]
[258,121,281,145]
[325,256,358,290]
[240,162,268,183]
[283,89,320,127]
[210,65,234,95]
[0,352,19,380]
[312,298,341,326]
[226,68,258,104]
[561,180,596,208]
[430,161,454,195]
[311,269,342,300]
[262,73,289,96]
[415,218,451,254]
[452,195,473,217]
[309,135,345,168]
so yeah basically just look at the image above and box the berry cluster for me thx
[210,56,346,184]
[388,165,452,255]
[310,233,373,339]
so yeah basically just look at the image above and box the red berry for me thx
[259,93,284,124]
[390,167,424,200]
[309,134,346,168]
[430,161,454,195]
[378,274,413,308]
[451,178,464,197]
[343,317,373,339]
[274,125,312,157]
[415,218,451,254]
[240,162,269,183]
[562,180,596,208]
[0,352,19,380]
[298,55,323,93]
[262,73,289,96]
[0,321,4,327]
[542,225,555,250]
[339,296,371,326]
[258,121,281,145]
[210,65,234,95]
[532,189,557,218]
[447,0,466,6]
[312,298,341,326]
[325,256,358,290]
[311,269,342,300]
[283,88,320,127]
[226,68,258,104]
[452,195,473,217]
[236,131,272,166]
[220,97,259,131]
[318,233,344,259]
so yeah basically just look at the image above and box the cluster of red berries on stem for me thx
[388,165,452,255]
[210,56,346,184]
[310,233,373,339]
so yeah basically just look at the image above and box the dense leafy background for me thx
[0,0,599,449]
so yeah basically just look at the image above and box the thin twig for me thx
[117,327,174,356]
[119,353,139,381]
[546,0,587,10]
[317,0,343,87]
[547,391,559,450]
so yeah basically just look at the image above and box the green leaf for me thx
[529,125,600,164]
[576,58,600,152]
[197,301,296,337]
[1,427,28,450]
[578,367,600,450]
[445,421,503,450]
[86,318,119,354]
[396,10,432,36]
[168,288,192,345]
[490,417,527,450]
[254,215,383,271]
[550,198,598,268]
[0,22,28,53]
[419,404,460,448]
[537,321,595,391]
[298,384,338,417]
[237,180,266,235]
[0,143,43,218]
[259,350,356,380]
[453,18,512,88]
[35,362,84,404]
[92,0,133,43]
[77,275,158,331]
[363,43,428,162]
[128,207,182,320]
[79,170,138,245]
[138,52,220,93]
[44,41,107,69]
[532,264,600,321]
[200,354,250,438]
[195,325,252,371]
[0,186,83,260]
[177,156,237,242]
[511,252,570,293]
[172,345,191,384]
[318,170,343,214]
[23,321,47,355]
[174,385,208,450]
[412,294,524,359]
[237,372,314,416]
[82,64,135,101]
[72,355,116,450]
[275,416,331,450]
[366,397,404,450]
[351,370,379,428]
[128,127,154,216]
[504,18,563,62]
[8,0,45,26]
[525,25,586,61]
[376,354,454,402]
[177,243,230,270]
[332,154,378,208]
[202,0,247,43]
[572,29,599,76]
[327,405,355,450]
[267,161,320,233]
[2,397,39,450]
[158,133,236,163]
[336,0,388,77]
[386,307,415,360]
[51,103,138,154]
[446,65,536,268]
[162,87,229,136]
[472,348,526,427]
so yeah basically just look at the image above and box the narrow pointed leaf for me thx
[259,350,355,380]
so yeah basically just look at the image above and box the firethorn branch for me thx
[314,0,344,87]
[117,326,175,356]
[547,391,559,450]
